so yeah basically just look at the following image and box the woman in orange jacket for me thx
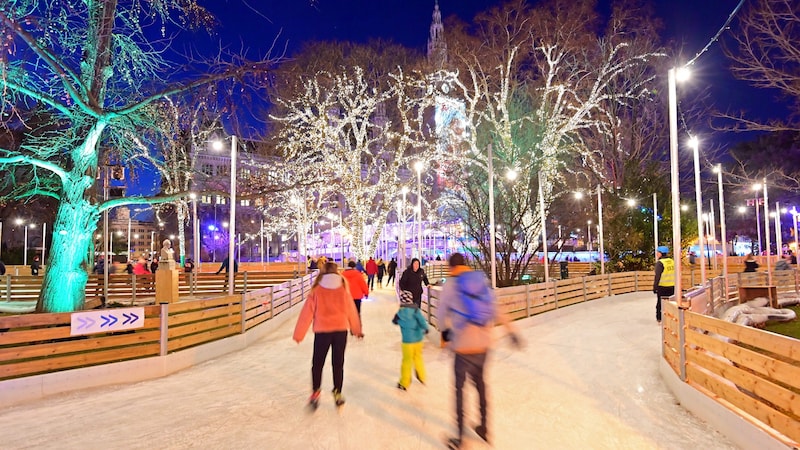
[293,262,364,409]
[341,260,370,318]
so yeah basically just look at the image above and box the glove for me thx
[392,314,399,325]
[424,328,429,335]
[441,328,452,342]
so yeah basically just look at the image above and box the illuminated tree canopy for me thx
[0,1,273,312]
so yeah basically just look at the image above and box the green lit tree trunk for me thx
[36,170,100,312]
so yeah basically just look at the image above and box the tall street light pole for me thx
[190,193,200,271]
[713,165,729,297]
[753,183,762,254]
[597,184,605,275]
[689,136,706,285]
[653,193,659,263]
[401,187,409,268]
[668,67,686,305]
[214,136,237,295]
[414,161,424,260]
[487,144,497,289]
[538,172,549,282]
[763,180,772,285]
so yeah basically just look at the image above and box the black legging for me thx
[312,331,348,392]
[454,352,488,439]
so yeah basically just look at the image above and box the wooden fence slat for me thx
[167,304,240,327]
[0,343,161,380]
[686,345,800,419]
[167,325,239,353]
[685,311,800,362]
[686,328,800,389]
[167,313,240,339]
[0,330,161,363]
[687,364,800,443]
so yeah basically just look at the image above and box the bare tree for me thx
[722,0,800,132]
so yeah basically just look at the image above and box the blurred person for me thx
[342,261,369,319]
[376,258,386,288]
[30,256,41,276]
[743,252,759,272]
[0,258,5,275]
[293,262,363,409]
[438,253,521,449]
[184,258,195,273]
[133,257,149,275]
[386,258,397,286]
[365,257,378,290]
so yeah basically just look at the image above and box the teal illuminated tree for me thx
[0,2,273,312]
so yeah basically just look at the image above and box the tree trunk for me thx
[36,199,99,312]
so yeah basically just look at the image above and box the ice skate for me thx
[474,425,488,443]
[332,388,345,407]
[446,437,462,449]
[307,390,321,411]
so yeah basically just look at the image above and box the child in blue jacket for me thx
[392,290,429,390]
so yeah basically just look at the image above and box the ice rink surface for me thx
[0,286,737,449]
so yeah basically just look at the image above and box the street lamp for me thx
[190,192,200,270]
[752,182,763,255]
[689,136,706,285]
[667,66,691,305]
[587,220,592,253]
[791,208,799,257]
[538,171,549,282]
[400,187,409,268]
[414,161,424,260]
[761,180,772,282]
[213,135,237,296]
[712,165,729,295]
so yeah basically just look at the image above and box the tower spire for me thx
[427,0,447,67]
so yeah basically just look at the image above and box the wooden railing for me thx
[0,272,316,381]
[0,271,304,305]
[661,272,800,447]
[422,270,655,329]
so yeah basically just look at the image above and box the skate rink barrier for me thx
[0,268,798,448]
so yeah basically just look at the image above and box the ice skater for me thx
[392,290,428,391]
[293,262,364,409]
[438,253,521,449]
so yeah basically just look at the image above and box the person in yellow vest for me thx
[653,246,675,324]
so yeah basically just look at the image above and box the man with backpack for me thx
[438,253,521,449]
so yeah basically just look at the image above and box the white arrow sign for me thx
[70,307,145,336]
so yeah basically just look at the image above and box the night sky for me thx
[134,0,774,196]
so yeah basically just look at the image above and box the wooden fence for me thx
[661,273,800,447]
[0,271,304,305]
[0,272,315,381]
[422,270,656,329]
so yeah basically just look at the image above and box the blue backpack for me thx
[453,270,495,326]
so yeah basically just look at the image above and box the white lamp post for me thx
[791,208,799,257]
[538,171,549,282]
[713,165,729,296]
[487,144,497,289]
[213,136,237,295]
[752,183,763,254]
[401,187,409,268]
[587,220,592,253]
[689,136,706,285]
[190,193,200,270]
[762,180,772,284]
[667,66,689,305]
[775,203,783,257]
[414,161,424,260]
[597,184,605,275]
